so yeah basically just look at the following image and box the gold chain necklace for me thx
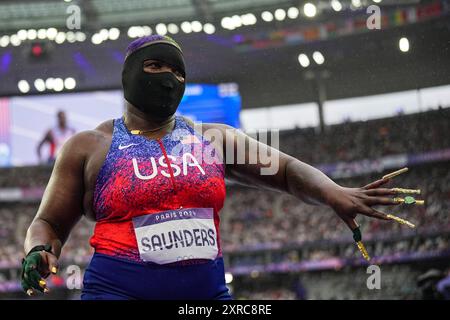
[124,116,175,135]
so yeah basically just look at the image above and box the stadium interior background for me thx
[0,0,449,299]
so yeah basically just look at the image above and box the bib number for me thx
[132,208,218,264]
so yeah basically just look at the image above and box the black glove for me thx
[21,245,54,295]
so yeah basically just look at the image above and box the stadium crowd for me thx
[239,264,450,300]
[236,264,430,300]
[279,107,450,164]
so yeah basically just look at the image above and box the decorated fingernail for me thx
[43,288,50,293]
[391,188,421,194]
[39,279,46,288]
[394,196,425,205]
[386,214,415,228]
[404,196,424,205]
[356,241,370,261]
[51,266,58,274]
[383,167,408,180]
[26,289,34,296]
[352,227,370,261]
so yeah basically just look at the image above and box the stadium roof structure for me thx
[0,0,449,108]
[0,0,423,30]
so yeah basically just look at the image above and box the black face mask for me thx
[122,42,186,118]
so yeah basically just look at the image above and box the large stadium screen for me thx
[179,83,241,127]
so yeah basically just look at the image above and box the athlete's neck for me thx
[124,103,175,134]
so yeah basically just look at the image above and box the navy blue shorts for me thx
[81,253,232,300]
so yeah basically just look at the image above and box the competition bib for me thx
[132,208,218,264]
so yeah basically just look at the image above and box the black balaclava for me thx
[122,41,186,118]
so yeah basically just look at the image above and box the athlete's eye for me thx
[174,70,183,78]
[145,62,162,69]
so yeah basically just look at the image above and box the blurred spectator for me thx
[37,110,76,164]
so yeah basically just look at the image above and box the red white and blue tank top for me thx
[90,116,226,263]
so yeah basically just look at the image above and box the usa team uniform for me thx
[82,116,231,300]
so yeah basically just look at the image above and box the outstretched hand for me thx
[329,177,399,231]
[326,167,421,260]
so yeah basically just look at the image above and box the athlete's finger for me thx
[363,178,390,190]
[364,196,400,206]
[21,278,34,296]
[364,188,396,196]
[358,206,391,220]
[41,252,59,276]
[26,269,45,292]
[342,217,358,231]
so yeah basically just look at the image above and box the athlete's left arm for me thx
[203,123,399,231]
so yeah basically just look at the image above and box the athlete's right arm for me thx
[23,131,90,294]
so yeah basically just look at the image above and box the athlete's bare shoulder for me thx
[80,120,113,143]
[94,119,114,136]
